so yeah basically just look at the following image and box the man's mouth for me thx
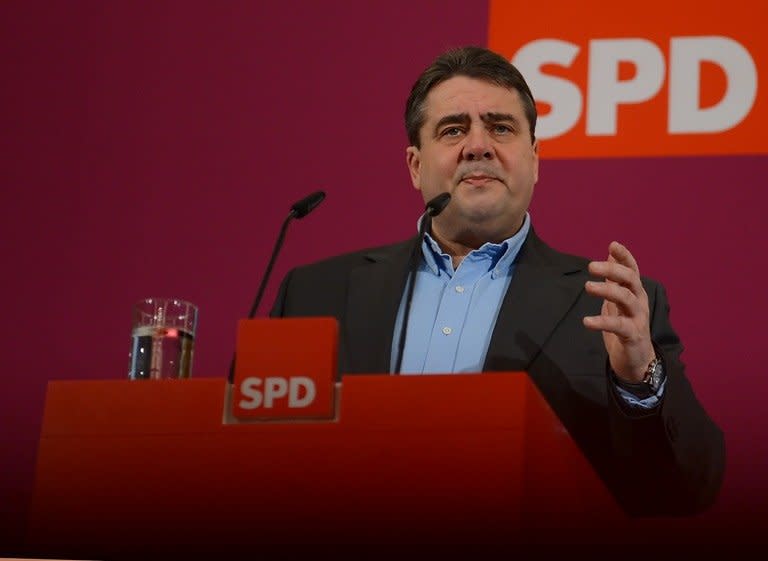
[461,174,498,185]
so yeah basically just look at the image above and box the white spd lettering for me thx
[238,376,316,410]
[512,35,758,139]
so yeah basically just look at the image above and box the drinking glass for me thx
[128,297,198,380]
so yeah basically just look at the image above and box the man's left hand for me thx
[583,241,656,382]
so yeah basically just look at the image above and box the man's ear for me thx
[406,146,421,191]
[532,139,539,184]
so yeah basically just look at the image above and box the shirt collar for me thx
[419,212,531,278]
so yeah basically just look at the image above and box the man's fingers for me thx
[587,260,643,296]
[588,241,645,301]
[608,241,640,274]
[582,314,635,338]
[585,280,642,316]
[583,312,650,352]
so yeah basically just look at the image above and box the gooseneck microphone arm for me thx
[393,192,451,375]
[228,190,326,384]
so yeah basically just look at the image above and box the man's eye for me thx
[492,124,513,134]
[441,127,463,137]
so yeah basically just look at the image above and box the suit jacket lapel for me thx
[484,229,588,372]
[344,238,415,374]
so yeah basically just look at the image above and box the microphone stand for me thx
[227,191,326,384]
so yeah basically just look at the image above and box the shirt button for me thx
[442,326,452,335]
[455,285,465,293]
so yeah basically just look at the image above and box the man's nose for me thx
[462,127,494,161]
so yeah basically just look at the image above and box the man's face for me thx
[406,76,538,245]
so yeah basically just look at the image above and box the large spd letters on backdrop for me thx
[489,0,764,158]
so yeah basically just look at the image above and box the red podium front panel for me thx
[27,372,624,558]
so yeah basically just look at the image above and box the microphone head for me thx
[290,191,326,219]
[425,192,451,217]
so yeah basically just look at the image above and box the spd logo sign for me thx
[489,0,765,157]
[228,318,338,421]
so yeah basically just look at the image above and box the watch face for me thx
[649,362,663,391]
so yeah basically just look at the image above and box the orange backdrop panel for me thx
[489,0,766,157]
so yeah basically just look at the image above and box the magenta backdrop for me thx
[1,0,766,552]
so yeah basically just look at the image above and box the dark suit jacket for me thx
[271,228,725,517]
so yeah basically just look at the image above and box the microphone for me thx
[228,190,326,383]
[424,192,451,218]
[393,192,451,374]
[291,190,326,218]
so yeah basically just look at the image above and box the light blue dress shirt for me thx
[390,213,664,409]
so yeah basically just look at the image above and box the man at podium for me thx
[270,46,724,517]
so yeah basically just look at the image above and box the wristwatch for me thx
[613,355,665,399]
[642,356,664,394]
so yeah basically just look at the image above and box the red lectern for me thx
[27,321,626,559]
